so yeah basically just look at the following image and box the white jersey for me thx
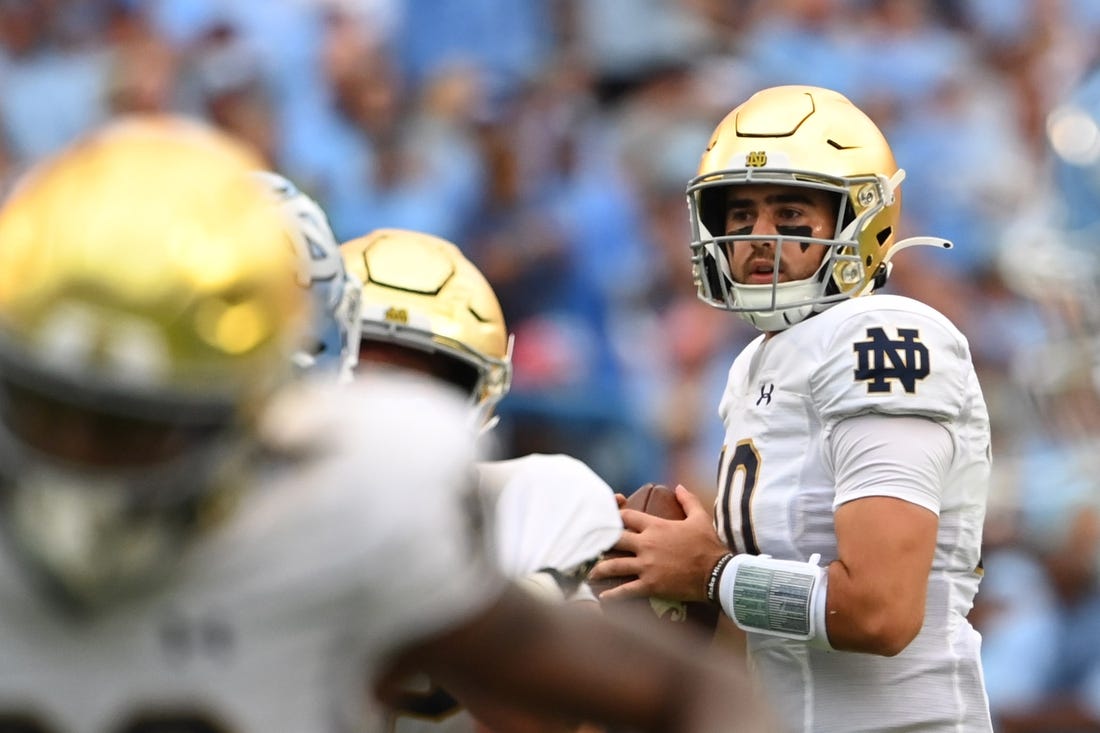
[0,373,505,733]
[715,295,991,733]
[479,454,623,590]
[390,453,623,733]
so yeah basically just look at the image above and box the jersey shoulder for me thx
[808,294,976,423]
[262,372,481,492]
[251,373,486,565]
[245,374,503,661]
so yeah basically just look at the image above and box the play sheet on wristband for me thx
[733,566,814,636]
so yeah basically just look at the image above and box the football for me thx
[628,481,686,520]
[588,483,721,636]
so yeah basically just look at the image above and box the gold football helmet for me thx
[0,115,306,606]
[687,85,951,330]
[341,228,512,426]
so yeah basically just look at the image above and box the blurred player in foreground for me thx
[591,85,993,732]
[254,169,363,382]
[0,116,771,732]
[342,228,625,733]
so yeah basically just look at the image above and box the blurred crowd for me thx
[2,0,1100,729]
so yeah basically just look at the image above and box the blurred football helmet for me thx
[0,116,306,606]
[341,229,513,427]
[687,85,951,330]
[253,171,362,380]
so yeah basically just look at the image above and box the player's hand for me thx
[588,485,729,603]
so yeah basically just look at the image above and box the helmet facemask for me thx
[0,368,252,610]
[688,167,900,331]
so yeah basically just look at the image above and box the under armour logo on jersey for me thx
[853,327,930,394]
[756,383,774,405]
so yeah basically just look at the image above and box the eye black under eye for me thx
[776,225,813,238]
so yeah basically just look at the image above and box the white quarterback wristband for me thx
[717,553,833,650]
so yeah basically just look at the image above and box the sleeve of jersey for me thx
[481,454,623,580]
[828,413,953,514]
[811,307,970,426]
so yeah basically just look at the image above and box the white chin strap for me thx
[734,281,819,331]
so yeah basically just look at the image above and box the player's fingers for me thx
[589,554,640,582]
[613,492,628,508]
[596,577,651,602]
[612,528,643,554]
[620,507,657,532]
[675,484,707,518]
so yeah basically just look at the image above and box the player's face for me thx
[356,340,479,398]
[722,184,838,284]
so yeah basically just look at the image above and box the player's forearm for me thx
[415,587,770,733]
[823,558,925,656]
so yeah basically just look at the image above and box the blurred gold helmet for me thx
[687,85,951,331]
[342,228,512,425]
[0,115,307,606]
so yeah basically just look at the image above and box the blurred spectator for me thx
[462,68,657,492]
[103,2,177,116]
[0,0,109,166]
[977,55,1100,731]
[393,0,555,106]
[739,0,861,97]
[188,21,275,163]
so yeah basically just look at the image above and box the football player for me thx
[253,169,362,380]
[0,116,769,733]
[591,85,994,732]
[341,228,625,732]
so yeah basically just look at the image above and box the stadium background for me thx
[1,0,1098,728]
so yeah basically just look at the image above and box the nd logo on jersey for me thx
[853,327,929,394]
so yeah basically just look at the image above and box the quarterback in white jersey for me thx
[0,116,774,733]
[592,85,993,732]
[713,295,990,732]
[340,229,624,732]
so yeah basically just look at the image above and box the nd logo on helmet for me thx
[384,307,408,324]
[746,151,768,167]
